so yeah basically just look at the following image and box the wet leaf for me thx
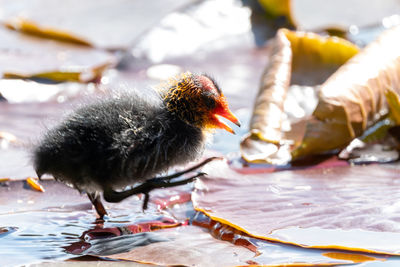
[0,0,196,50]
[241,28,358,163]
[0,27,116,82]
[104,225,357,266]
[193,160,400,255]
[101,205,379,266]
[293,26,400,159]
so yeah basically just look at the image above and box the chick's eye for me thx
[202,94,216,109]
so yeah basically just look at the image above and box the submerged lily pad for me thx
[0,26,116,82]
[193,161,400,255]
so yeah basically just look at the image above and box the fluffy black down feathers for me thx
[33,92,205,193]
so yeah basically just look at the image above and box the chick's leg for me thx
[153,156,221,181]
[87,192,108,219]
[105,172,205,210]
[103,157,222,209]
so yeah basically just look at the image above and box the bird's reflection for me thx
[64,216,182,256]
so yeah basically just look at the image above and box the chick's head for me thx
[161,72,240,134]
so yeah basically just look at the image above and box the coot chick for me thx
[33,72,240,217]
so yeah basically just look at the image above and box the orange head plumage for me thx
[160,72,240,134]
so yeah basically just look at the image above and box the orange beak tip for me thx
[213,114,238,134]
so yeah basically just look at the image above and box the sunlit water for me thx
[0,181,194,266]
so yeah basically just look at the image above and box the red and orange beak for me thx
[212,100,241,134]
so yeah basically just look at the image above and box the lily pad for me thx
[104,224,358,266]
[0,26,116,82]
[193,161,400,255]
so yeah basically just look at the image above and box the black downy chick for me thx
[33,72,240,218]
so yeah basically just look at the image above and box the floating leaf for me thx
[241,28,358,163]
[193,161,400,255]
[104,225,358,266]
[0,26,116,82]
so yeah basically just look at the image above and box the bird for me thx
[33,72,240,218]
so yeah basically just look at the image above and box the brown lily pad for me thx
[294,25,400,159]
[193,160,400,255]
[242,25,400,163]
[241,28,359,163]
